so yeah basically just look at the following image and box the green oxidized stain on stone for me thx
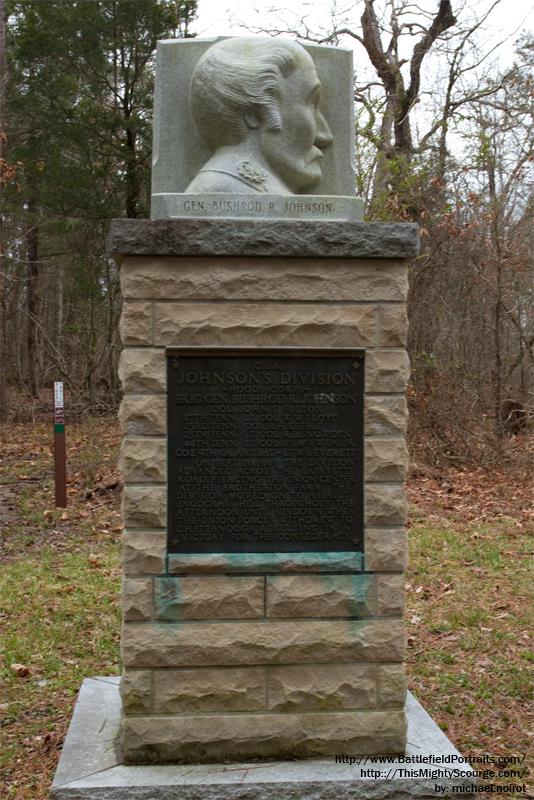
[313,572,372,617]
[155,577,181,621]
[178,551,364,572]
[346,618,368,640]
[166,552,364,571]
[350,573,373,617]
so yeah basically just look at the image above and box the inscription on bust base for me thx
[153,193,364,222]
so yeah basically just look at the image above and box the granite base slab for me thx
[50,677,477,799]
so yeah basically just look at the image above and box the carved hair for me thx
[190,38,306,148]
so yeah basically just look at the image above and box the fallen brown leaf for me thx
[10,663,30,677]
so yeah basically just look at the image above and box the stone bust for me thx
[185,37,333,195]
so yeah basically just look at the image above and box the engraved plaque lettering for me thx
[167,348,364,553]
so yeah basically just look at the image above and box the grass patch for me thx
[407,515,533,784]
[1,420,121,799]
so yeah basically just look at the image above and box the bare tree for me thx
[357,0,456,204]
[251,0,515,217]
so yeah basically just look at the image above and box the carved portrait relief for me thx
[185,38,333,195]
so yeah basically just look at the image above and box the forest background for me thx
[1,0,533,465]
[0,0,533,464]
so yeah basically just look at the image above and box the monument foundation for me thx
[109,218,416,764]
[50,677,478,800]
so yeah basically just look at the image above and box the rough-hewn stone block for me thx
[153,303,377,347]
[266,575,374,618]
[120,670,152,714]
[365,395,407,436]
[123,486,166,528]
[121,619,404,668]
[365,438,409,482]
[365,484,407,526]
[377,574,405,616]
[378,664,407,708]
[378,304,408,346]
[118,395,166,436]
[121,709,406,763]
[118,349,165,393]
[121,256,408,302]
[122,578,154,621]
[119,438,166,484]
[167,551,364,574]
[122,531,166,575]
[153,667,265,713]
[364,529,408,572]
[268,664,377,712]
[120,302,153,346]
[366,350,410,393]
[154,576,265,620]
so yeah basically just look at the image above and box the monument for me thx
[50,34,477,800]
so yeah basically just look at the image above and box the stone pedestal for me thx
[109,218,418,765]
[50,678,478,799]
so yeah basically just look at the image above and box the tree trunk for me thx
[361,0,456,214]
[125,126,139,218]
[26,200,40,399]
[494,260,503,439]
[486,146,504,439]
[0,0,8,421]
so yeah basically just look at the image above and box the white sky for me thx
[193,0,534,69]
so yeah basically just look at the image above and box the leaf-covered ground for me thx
[0,420,532,799]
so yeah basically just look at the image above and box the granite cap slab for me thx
[107,219,419,260]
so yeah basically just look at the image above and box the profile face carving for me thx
[186,37,333,195]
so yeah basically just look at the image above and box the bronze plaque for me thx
[167,348,364,553]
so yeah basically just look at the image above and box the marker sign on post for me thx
[54,382,64,428]
[54,381,67,507]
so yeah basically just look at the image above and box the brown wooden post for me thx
[54,381,67,507]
